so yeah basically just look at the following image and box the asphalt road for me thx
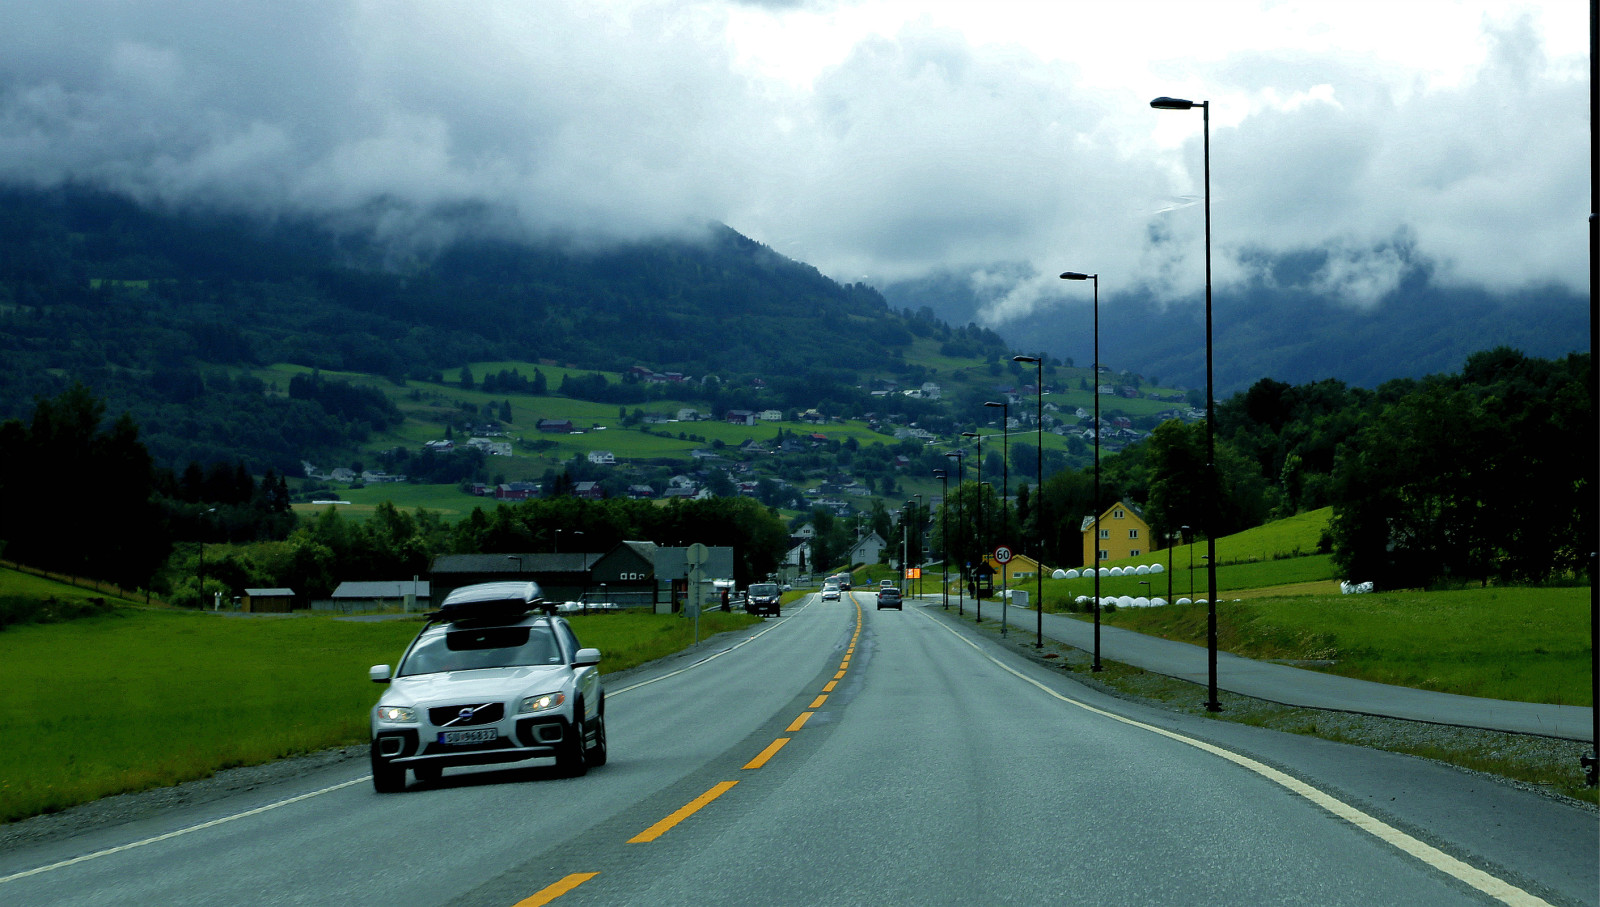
[2,593,1595,906]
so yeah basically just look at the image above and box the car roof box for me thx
[436,581,544,622]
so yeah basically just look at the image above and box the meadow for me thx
[0,594,759,824]
[1099,586,1594,707]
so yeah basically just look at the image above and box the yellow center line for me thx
[743,737,790,769]
[787,711,813,732]
[822,680,837,692]
[833,670,847,680]
[628,781,739,844]
[515,872,600,906]
[809,694,827,708]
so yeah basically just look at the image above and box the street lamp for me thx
[1060,270,1103,672]
[984,400,1009,536]
[945,450,966,616]
[901,502,913,594]
[978,481,994,625]
[554,528,583,555]
[911,493,922,596]
[1152,94,1221,712]
[1013,354,1045,647]
[506,554,523,575]
[961,430,985,607]
[934,469,949,610]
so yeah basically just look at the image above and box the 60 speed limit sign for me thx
[992,546,1013,564]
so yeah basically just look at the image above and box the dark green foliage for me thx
[0,595,119,631]
[0,383,169,588]
[1328,349,1592,589]
[0,185,963,474]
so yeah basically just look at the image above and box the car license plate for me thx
[439,728,498,745]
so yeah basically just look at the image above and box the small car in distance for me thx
[746,582,782,616]
[821,583,841,601]
[880,579,895,589]
[876,586,903,610]
[367,581,606,792]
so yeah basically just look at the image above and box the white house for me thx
[848,531,887,566]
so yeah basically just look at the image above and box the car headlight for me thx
[375,705,417,722]
[519,691,566,714]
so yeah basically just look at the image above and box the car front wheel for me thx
[557,701,589,777]
[370,746,405,793]
[586,705,608,767]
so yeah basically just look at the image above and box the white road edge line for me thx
[609,594,812,695]
[2,594,822,885]
[914,607,1555,907]
[0,778,369,885]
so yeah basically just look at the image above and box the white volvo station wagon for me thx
[367,581,606,792]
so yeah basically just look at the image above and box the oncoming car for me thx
[367,581,606,792]
[746,582,782,616]
[821,583,841,601]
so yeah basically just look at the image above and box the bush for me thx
[0,595,118,630]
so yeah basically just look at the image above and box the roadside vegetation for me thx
[1097,587,1593,707]
[0,575,759,825]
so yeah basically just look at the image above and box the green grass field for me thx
[0,589,759,824]
[1097,586,1593,707]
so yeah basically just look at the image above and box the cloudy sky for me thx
[1,0,1589,327]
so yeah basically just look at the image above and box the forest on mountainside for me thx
[0,185,1011,473]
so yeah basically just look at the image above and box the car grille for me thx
[429,702,505,727]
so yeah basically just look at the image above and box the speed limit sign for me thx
[993,546,1013,564]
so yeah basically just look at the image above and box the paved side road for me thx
[917,595,1595,742]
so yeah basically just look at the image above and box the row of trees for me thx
[0,384,297,590]
[891,349,1591,592]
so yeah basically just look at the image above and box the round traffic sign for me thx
[993,546,1013,564]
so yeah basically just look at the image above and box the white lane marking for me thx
[3,596,833,884]
[0,778,369,885]
[915,608,1555,907]
[609,594,814,695]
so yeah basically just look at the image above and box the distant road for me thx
[2,593,1594,906]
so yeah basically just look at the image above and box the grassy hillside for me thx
[259,348,1184,520]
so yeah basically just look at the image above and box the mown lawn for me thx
[0,606,759,824]
[1097,586,1593,707]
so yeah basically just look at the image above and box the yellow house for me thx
[1081,502,1151,565]
[983,552,1046,585]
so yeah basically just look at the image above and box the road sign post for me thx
[993,546,1014,636]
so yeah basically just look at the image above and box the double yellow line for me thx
[518,598,865,906]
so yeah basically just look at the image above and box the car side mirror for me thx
[573,647,601,668]
[369,664,393,684]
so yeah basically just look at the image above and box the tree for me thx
[1328,353,1592,588]
[0,383,168,588]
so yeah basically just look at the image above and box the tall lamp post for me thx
[934,469,950,609]
[961,431,984,617]
[901,502,913,594]
[984,400,1010,538]
[1151,95,1221,711]
[554,528,583,555]
[945,450,966,616]
[1060,270,1103,671]
[911,493,922,597]
[1013,354,1046,648]
[962,431,986,622]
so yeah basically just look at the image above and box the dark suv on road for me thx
[746,583,782,616]
[876,586,903,610]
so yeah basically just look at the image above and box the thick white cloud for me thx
[0,0,1585,317]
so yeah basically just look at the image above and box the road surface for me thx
[2,593,1594,906]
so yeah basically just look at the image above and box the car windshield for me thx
[399,623,562,676]
[750,584,778,596]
